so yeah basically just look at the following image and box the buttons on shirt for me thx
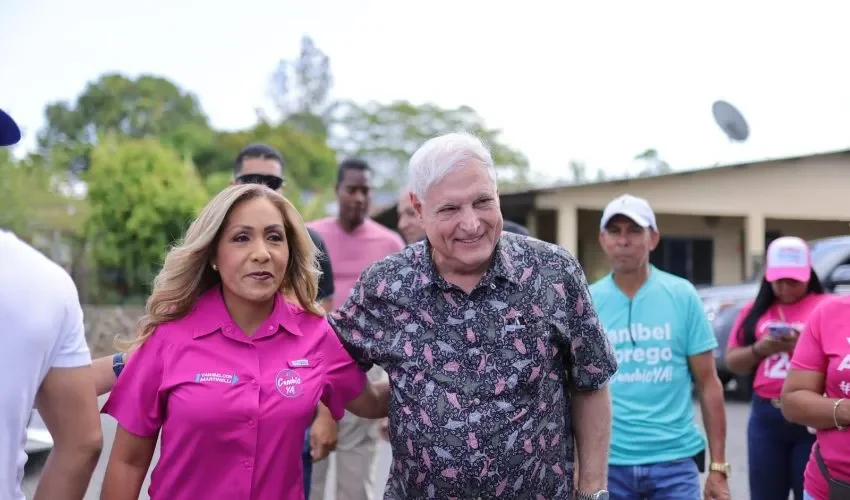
[248,418,256,427]
[243,459,253,469]
[268,325,276,332]
[224,326,233,334]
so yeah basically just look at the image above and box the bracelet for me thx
[834,398,847,431]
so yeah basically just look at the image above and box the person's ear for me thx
[411,192,423,217]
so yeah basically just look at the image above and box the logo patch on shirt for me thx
[195,372,239,384]
[289,358,309,368]
[275,369,304,398]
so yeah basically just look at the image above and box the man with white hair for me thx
[329,132,617,499]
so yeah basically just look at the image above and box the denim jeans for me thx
[302,428,312,500]
[609,456,701,500]
[803,491,815,500]
[748,395,815,500]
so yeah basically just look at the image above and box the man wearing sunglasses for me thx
[1,108,103,500]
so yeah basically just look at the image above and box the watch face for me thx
[594,492,610,500]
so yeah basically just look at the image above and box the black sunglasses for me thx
[236,174,284,191]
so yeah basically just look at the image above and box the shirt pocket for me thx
[501,319,558,394]
[272,355,324,404]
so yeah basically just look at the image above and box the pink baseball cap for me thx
[764,236,812,283]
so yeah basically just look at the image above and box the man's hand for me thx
[703,471,730,500]
[310,404,338,462]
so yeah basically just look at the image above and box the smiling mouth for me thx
[457,235,484,245]
[247,271,274,281]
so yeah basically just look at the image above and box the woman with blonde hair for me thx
[100,184,389,500]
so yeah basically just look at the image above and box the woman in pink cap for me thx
[782,293,850,497]
[725,236,829,500]
[99,184,389,500]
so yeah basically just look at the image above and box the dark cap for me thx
[0,109,21,147]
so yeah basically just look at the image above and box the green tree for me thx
[330,100,530,190]
[85,136,208,299]
[269,35,333,137]
[38,73,209,173]
[0,150,85,240]
[634,148,672,177]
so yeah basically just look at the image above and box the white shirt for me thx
[0,230,91,500]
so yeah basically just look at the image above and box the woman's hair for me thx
[125,184,323,350]
[737,268,825,346]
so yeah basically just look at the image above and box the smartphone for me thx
[768,324,796,338]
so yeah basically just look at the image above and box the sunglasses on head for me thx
[236,174,284,191]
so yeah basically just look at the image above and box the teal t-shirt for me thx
[589,266,718,465]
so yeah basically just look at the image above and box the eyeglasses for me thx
[236,174,284,191]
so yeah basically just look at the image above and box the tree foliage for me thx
[635,148,672,177]
[330,100,530,190]
[38,73,208,173]
[84,137,208,298]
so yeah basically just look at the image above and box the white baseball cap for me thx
[600,194,658,230]
[765,236,811,283]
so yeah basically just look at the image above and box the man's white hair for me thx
[407,132,497,200]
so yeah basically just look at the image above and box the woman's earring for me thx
[211,263,217,272]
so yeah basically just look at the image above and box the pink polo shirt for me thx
[790,295,850,500]
[727,293,828,399]
[308,218,405,310]
[102,287,367,500]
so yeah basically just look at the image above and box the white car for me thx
[25,411,53,455]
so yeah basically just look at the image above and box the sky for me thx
[3,0,850,180]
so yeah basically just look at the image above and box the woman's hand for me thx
[755,331,798,356]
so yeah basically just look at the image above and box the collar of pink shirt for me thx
[190,286,304,341]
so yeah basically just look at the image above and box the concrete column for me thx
[556,203,579,256]
[744,212,766,279]
[525,210,538,238]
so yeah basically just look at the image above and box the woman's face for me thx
[771,278,809,304]
[212,197,289,305]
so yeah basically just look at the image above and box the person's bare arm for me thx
[571,385,611,492]
[345,379,390,419]
[310,402,339,461]
[33,366,103,500]
[92,353,120,396]
[100,426,157,499]
[782,369,850,428]
[689,351,727,464]
[726,335,796,376]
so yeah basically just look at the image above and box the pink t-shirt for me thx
[727,293,828,399]
[308,218,405,310]
[101,287,367,500]
[790,295,850,500]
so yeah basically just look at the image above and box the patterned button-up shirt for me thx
[329,232,618,499]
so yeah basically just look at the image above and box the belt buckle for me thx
[770,398,782,409]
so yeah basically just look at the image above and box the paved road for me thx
[23,397,753,499]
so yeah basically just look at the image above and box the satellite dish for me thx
[712,100,749,142]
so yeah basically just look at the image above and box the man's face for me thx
[414,162,502,273]
[598,215,659,273]
[233,157,284,192]
[336,168,371,227]
[397,192,425,244]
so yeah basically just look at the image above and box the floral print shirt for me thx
[328,232,618,499]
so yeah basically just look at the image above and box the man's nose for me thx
[458,207,480,232]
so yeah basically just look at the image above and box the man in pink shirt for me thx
[307,158,405,500]
[783,295,850,500]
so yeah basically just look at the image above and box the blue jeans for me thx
[302,428,312,499]
[803,492,815,500]
[609,456,701,499]
[748,395,815,500]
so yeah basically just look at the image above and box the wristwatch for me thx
[112,352,126,377]
[709,461,732,477]
[576,490,609,500]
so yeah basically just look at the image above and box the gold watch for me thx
[709,461,731,477]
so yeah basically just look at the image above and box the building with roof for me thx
[373,149,850,285]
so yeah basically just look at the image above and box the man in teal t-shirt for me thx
[589,194,730,500]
